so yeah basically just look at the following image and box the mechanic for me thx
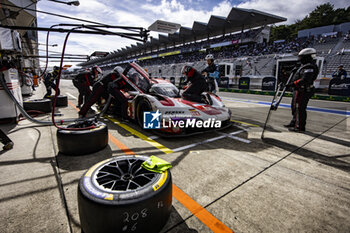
[0,129,13,150]
[43,66,60,99]
[284,48,319,132]
[332,65,347,79]
[79,66,125,118]
[107,68,137,120]
[201,54,219,93]
[181,65,209,103]
[73,66,102,109]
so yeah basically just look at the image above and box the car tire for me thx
[52,95,68,107]
[57,120,108,155]
[23,99,52,113]
[136,98,152,128]
[78,155,172,233]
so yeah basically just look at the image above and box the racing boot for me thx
[3,141,14,150]
[288,127,305,133]
[284,121,295,128]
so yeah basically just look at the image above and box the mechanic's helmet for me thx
[92,65,102,74]
[53,66,59,71]
[113,66,124,75]
[181,65,195,78]
[338,65,343,69]
[298,48,316,64]
[205,54,214,61]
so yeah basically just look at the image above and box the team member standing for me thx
[43,66,60,98]
[201,54,219,93]
[181,65,208,103]
[284,48,319,132]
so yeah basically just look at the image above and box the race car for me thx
[105,62,232,136]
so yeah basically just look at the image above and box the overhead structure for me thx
[79,7,286,67]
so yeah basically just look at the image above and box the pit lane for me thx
[59,79,350,232]
[1,80,349,233]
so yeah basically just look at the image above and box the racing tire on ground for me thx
[23,99,52,113]
[52,95,68,107]
[57,120,108,155]
[136,99,152,128]
[78,155,172,233]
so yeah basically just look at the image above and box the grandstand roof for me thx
[80,7,286,66]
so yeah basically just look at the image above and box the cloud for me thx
[35,0,350,67]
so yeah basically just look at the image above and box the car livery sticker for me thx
[83,177,114,200]
[176,99,222,115]
[153,171,168,191]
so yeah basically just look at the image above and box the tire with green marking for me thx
[56,120,108,155]
[78,155,172,233]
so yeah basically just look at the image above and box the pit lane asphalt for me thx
[0,79,349,233]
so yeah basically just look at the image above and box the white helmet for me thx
[205,54,214,60]
[113,66,124,74]
[298,48,316,58]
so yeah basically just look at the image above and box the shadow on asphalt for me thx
[262,137,350,173]
[56,145,113,171]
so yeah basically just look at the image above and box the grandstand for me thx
[78,8,350,88]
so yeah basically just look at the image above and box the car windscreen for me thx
[150,83,180,97]
[126,67,150,92]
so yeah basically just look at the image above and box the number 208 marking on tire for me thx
[122,209,148,232]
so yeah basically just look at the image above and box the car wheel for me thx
[136,99,152,128]
[78,155,172,233]
[52,95,68,107]
[57,120,108,155]
[23,99,52,113]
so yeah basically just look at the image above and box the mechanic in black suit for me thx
[284,48,319,132]
[181,65,209,103]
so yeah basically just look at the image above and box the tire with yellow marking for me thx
[78,155,172,233]
[57,121,108,155]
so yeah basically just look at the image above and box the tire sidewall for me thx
[78,156,172,233]
[57,121,108,155]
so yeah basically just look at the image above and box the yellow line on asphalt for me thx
[105,115,174,154]
[230,119,259,127]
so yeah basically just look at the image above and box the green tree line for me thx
[270,3,350,41]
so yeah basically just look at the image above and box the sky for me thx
[35,0,349,67]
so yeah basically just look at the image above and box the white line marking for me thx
[148,135,159,140]
[66,92,77,100]
[221,133,251,144]
[172,130,246,152]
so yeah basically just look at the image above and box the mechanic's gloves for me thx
[141,156,172,173]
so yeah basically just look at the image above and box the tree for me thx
[270,3,350,42]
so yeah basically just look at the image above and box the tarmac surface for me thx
[0,79,349,233]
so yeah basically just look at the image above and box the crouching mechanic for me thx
[181,65,209,103]
[202,54,219,93]
[284,48,319,132]
[79,66,122,117]
[73,66,102,109]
